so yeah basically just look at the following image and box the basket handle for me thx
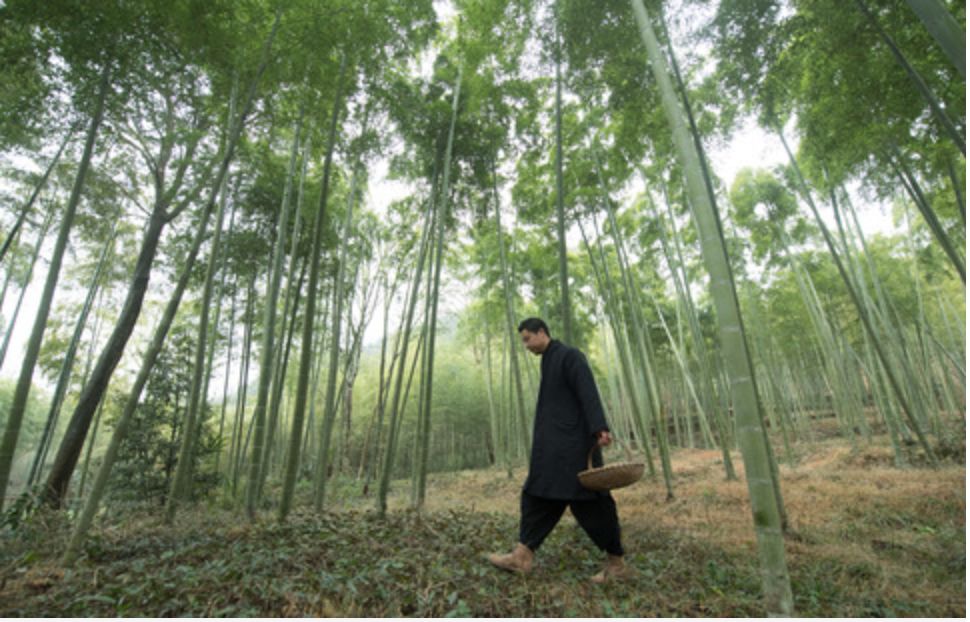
[587,437,635,469]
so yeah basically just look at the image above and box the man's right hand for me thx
[596,430,612,447]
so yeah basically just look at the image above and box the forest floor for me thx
[0,420,965,617]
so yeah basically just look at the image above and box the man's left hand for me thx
[596,430,612,447]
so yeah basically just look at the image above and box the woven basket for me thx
[577,443,644,491]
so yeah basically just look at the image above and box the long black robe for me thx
[523,340,610,500]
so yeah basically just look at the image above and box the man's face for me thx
[520,329,550,355]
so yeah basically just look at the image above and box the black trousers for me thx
[519,491,624,556]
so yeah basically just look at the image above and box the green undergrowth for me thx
[0,499,962,617]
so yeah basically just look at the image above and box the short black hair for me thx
[517,317,549,336]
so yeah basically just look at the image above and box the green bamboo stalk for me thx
[656,188,737,475]
[553,2,573,344]
[587,210,673,497]
[0,64,110,511]
[863,332,906,466]
[375,195,436,516]
[661,18,786,512]
[0,250,16,310]
[776,127,937,463]
[888,144,964,283]
[0,211,53,369]
[481,330,501,467]
[854,0,965,154]
[903,0,965,77]
[578,219,657,477]
[490,160,531,457]
[215,199,240,471]
[75,388,106,501]
[264,133,310,492]
[361,273,397,491]
[244,106,305,517]
[214,276,237,476]
[315,130,366,509]
[278,53,347,521]
[499,329,515,472]
[945,158,964,225]
[743,294,797,465]
[0,127,74,265]
[27,220,116,489]
[411,62,462,508]
[632,2,792,613]
[165,146,235,523]
[411,261,434,504]
[63,142,231,564]
[230,276,256,497]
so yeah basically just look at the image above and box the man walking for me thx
[487,317,629,583]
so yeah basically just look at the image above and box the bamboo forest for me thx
[0,0,964,617]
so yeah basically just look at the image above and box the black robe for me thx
[523,340,610,500]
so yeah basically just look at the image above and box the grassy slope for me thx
[0,427,964,617]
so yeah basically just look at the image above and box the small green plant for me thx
[1,490,37,530]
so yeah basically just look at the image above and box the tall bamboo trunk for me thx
[481,330,500,467]
[414,64,463,508]
[553,7,573,344]
[491,161,531,457]
[0,126,74,265]
[196,184,239,467]
[376,193,436,517]
[0,212,53,369]
[244,107,304,518]
[656,189,737,477]
[361,280,395,492]
[27,222,116,489]
[278,54,347,521]
[904,0,965,77]
[75,387,107,501]
[314,145,364,509]
[164,185,231,521]
[577,219,656,476]
[230,278,257,496]
[776,128,937,463]
[630,1,793,614]
[0,63,110,511]
[0,254,16,310]
[854,0,964,155]
[664,19,789,521]
[256,140,308,497]
[49,11,280,510]
[301,286,333,472]
[215,278,238,476]
[888,144,964,283]
[259,137,310,499]
[411,264,434,503]
[62,138,229,564]
[657,22,747,475]
[207,197,238,475]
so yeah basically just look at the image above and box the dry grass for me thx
[407,433,966,616]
